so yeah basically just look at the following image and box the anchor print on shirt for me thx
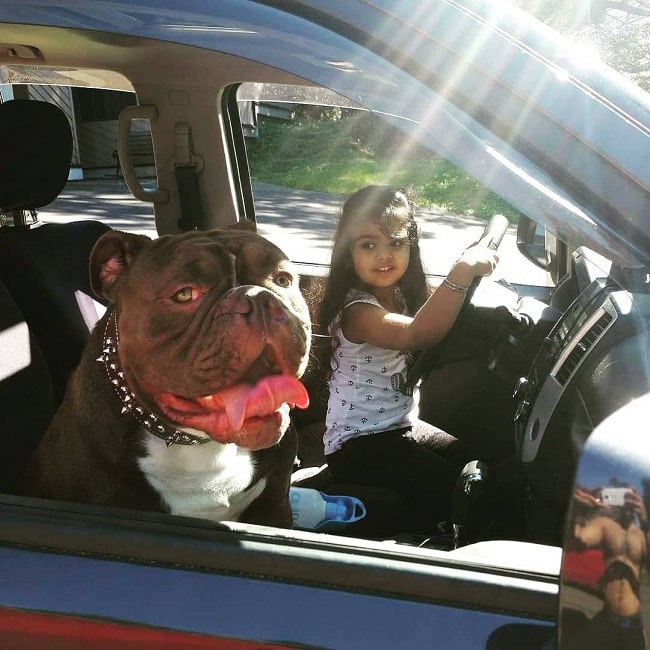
[391,350,415,397]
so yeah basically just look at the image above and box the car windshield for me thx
[3,1,647,265]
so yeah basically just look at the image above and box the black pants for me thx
[326,419,480,530]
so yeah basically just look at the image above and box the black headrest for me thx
[0,99,73,212]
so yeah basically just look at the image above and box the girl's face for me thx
[348,217,410,291]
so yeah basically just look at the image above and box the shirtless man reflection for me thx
[566,485,649,650]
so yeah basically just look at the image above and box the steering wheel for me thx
[408,214,509,384]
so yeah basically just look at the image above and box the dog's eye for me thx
[273,272,293,288]
[173,287,196,303]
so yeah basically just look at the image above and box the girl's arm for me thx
[343,246,498,351]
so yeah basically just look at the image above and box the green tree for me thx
[514,0,650,91]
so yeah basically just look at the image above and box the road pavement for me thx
[38,177,547,284]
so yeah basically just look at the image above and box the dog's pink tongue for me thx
[199,375,309,432]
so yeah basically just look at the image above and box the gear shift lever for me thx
[451,460,491,548]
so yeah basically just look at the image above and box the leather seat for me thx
[0,99,109,491]
[0,99,72,216]
[0,221,109,404]
[0,280,54,493]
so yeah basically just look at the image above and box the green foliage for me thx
[247,113,519,220]
[577,23,650,92]
[513,0,650,92]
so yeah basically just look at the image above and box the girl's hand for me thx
[448,245,499,287]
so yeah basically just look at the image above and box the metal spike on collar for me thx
[100,310,210,447]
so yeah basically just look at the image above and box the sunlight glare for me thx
[555,42,601,81]
[0,322,31,382]
[486,146,595,224]
[75,290,107,332]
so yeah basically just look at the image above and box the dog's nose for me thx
[231,287,287,324]
[230,291,255,316]
[260,292,287,323]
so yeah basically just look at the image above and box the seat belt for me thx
[173,122,204,231]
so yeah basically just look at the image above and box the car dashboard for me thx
[510,250,650,545]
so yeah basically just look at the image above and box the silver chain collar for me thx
[96,310,210,448]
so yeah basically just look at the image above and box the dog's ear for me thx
[89,230,152,301]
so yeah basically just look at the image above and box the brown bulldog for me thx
[21,227,311,527]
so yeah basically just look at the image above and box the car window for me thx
[239,83,551,288]
[32,82,550,289]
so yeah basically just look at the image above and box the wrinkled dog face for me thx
[90,228,311,450]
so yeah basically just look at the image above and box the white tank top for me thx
[323,289,417,455]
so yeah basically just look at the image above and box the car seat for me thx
[0,99,110,491]
[0,221,110,404]
[0,99,110,405]
[0,99,72,224]
[0,280,54,493]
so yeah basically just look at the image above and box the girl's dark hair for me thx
[315,185,429,375]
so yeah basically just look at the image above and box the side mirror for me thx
[516,215,551,269]
[558,393,650,649]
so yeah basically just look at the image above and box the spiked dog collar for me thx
[97,310,210,447]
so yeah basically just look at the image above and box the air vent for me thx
[555,311,614,385]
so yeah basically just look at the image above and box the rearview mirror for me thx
[558,393,650,649]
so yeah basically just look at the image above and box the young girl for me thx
[318,185,498,529]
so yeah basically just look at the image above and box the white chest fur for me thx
[138,432,266,523]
